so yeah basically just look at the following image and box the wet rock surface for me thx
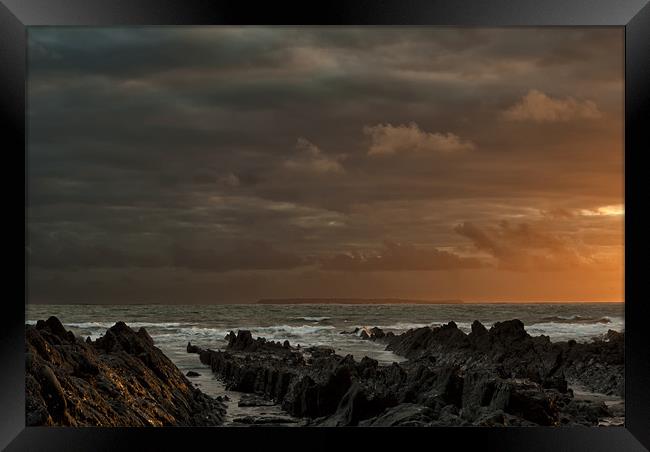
[232,415,301,425]
[238,393,278,407]
[26,317,226,426]
[381,320,623,397]
[188,320,623,427]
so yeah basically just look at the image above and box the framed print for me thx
[2,0,649,450]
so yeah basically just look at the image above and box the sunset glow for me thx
[27,27,624,304]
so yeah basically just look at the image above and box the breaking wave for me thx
[292,316,331,322]
[538,315,611,324]
[65,321,185,329]
[374,322,433,331]
[250,324,336,336]
[527,316,623,342]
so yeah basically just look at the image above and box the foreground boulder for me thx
[26,317,226,426]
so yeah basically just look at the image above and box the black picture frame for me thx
[3,0,649,450]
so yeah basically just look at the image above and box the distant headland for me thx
[256,298,463,305]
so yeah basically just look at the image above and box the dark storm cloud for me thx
[28,28,293,79]
[319,240,485,272]
[453,221,613,272]
[27,27,623,302]
[27,227,170,270]
[171,240,306,271]
[28,225,307,272]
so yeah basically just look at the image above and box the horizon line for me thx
[26,300,625,306]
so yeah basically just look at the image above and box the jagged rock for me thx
[35,364,70,424]
[42,316,74,341]
[356,326,388,341]
[284,356,357,418]
[487,380,560,426]
[383,319,622,397]
[305,345,335,359]
[186,371,201,377]
[359,403,436,426]
[233,415,299,425]
[385,321,469,358]
[238,393,277,407]
[137,327,154,346]
[187,342,201,354]
[561,330,624,396]
[188,320,623,427]
[226,330,288,352]
[26,317,226,426]
[369,327,386,339]
[317,380,397,426]
[558,398,612,425]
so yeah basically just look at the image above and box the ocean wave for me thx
[182,324,338,339]
[76,326,233,347]
[452,319,622,341]
[352,318,623,343]
[374,322,433,331]
[154,327,232,341]
[526,320,623,342]
[251,324,336,336]
[454,322,475,333]
[292,316,331,322]
[30,319,338,342]
[159,324,338,343]
[538,315,611,324]
[65,321,186,330]
[370,321,479,333]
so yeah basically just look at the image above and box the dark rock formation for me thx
[232,415,300,425]
[238,393,277,407]
[383,320,623,396]
[186,371,201,377]
[561,330,624,396]
[189,319,623,427]
[187,342,201,354]
[340,327,395,341]
[358,403,436,427]
[26,317,226,426]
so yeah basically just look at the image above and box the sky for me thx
[27,27,624,304]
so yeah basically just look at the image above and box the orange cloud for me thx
[364,122,476,156]
[454,220,606,272]
[503,89,602,123]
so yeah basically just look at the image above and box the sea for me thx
[26,302,624,425]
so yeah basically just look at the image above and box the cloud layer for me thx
[320,240,485,271]
[26,27,624,303]
[454,221,604,272]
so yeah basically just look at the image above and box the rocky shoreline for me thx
[188,320,624,427]
[25,316,624,427]
[26,317,226,426]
